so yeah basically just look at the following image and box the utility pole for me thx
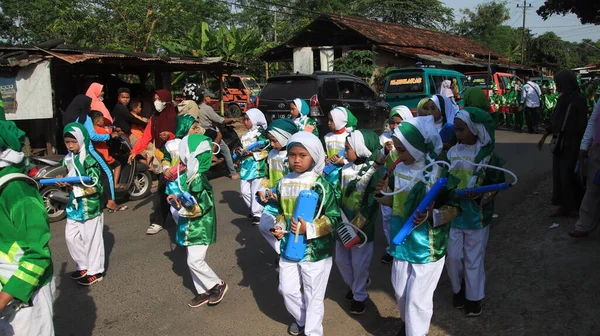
[274,10,279,71]
[517,0,532,65]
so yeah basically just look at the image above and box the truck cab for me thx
[222,74,262,117]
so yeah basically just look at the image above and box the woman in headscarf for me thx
[537,70,588,217]
[129,89,177,235]
[63,94,123,212]
[290,98,319,137]
[237,108,269,225]
[86,83,113,125]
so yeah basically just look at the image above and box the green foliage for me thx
[537,0,600,25]
[333,50,377,80]
[356,0,455,31]
[528,33,600,69]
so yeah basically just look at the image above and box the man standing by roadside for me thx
[520,77,542,134]
[197,87,240,179]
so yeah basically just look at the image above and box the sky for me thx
[443,0,600,43]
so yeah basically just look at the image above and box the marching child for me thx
[542,85,558,124]
[378,105,413,264]
[167,133,227,308]
[335,129,382,315]
[61,123,106,286]
[323,107,357,187]
[374,116,459,336]
[270,131,341,336]
[419,95,457,149]
[257,118,298,255]
[236,108,269,225]
[0,120,54,335]
[290,98,319,136]
[446,107,505,317]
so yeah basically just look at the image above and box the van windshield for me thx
[385,74,424,94]
[242,77,261,95]
[468,74,491,87]
[260,77,318,99]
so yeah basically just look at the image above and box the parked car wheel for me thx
[228,104,242,118]
[128,171,152,200]
[41,186,67,223]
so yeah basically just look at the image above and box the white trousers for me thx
[391,257,445,336]
[380,205,392,253]
[187,244,221,294]
[240,178,264,217]
[170,206,179,224]
[258,212,280,254]
[0,280,55,336]
[446,226,490,301]
[334,241,374,301]
[279,257,333,336]
[65,214,105,275]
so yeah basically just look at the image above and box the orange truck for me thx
[221,74,262,117]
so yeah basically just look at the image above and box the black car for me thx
[258,71,390,137]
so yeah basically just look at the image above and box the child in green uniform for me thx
[378,105,413,264]
[61,123,105,286]
[236,108,269,225]
[270,131,341,336]
[291,98,319,137]
[445,107,505,317]
[375,116,459,336]
[323,107,357,187]
[257,118,298,255]
[0,120,54,335]
[542,86,558,124]
[167,134,228,308]
[335,129,382,315]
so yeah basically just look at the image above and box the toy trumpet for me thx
[232,140,268,160]
[39,176,92,185]
[323,149,345,175]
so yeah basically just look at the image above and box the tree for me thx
[355,0,455,31]
[537,0,600,25]
[333,50,377,80]
[528,32,574,68]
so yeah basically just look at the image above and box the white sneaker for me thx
[146,224,163,235]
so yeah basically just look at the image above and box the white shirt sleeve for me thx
[580,99,600,150]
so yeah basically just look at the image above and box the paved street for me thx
[50,131,554,336]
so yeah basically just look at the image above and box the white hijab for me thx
[430,94,457,126]
[392,116,443,163]
[440,80,454,98]
[347,131,372,159]
[245,108,267,132]
[287,131,326,174]
[455,110,491,153]
[391,105,415,121]
[330,107,349,131]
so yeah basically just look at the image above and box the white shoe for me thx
[146,224,163,235]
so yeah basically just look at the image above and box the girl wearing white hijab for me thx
[237,108,269,224]
[324,107,358,187]
[270,131,342,336]
[420,94,458,148]
[378,105,414,264]
[375,116,459,336]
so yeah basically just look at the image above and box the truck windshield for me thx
[385,74,424,94]
[260,78,318,99]
[468,74,491,87]
[242,77,261,95]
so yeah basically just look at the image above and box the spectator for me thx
[111,88,148,137]
[179,83,202,121]
[91,110,123,191]
[196,87,239,179]
[520,76,542,134]
[86,82,113,125]
[128,89,177,235]
[537,70,588,217]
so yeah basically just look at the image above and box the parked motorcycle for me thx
[28,135,153,222]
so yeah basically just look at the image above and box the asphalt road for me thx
[49,130,552,336]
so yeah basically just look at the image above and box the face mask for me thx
[154,101,166,112]
[99,96,104,102]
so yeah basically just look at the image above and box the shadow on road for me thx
[53,262,97,336]
[232,216,290,325]
[163,217,197,295]
[103,225,115,272]
[219,190,247,216]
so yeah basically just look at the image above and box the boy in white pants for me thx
[61,123,105,286]
[236,108,268,225]
[446,108,505,316]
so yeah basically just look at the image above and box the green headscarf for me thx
[63,122,91,174]
[293,98,310,117]
[461,107,495,163]
[175,114,196,138]
[347,129,382,162]
[0,120,26,170]
[464,87,491,112]
[330,107,358,131]
[267,118,298,146]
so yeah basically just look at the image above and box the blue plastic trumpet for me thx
[39,176,92,185]
[455,183,512,197]
[233,140,268,160]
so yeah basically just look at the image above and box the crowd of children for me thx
[226,96,509,336]
[0,84,515,335]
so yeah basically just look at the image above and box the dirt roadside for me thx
[370,174,600,336]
